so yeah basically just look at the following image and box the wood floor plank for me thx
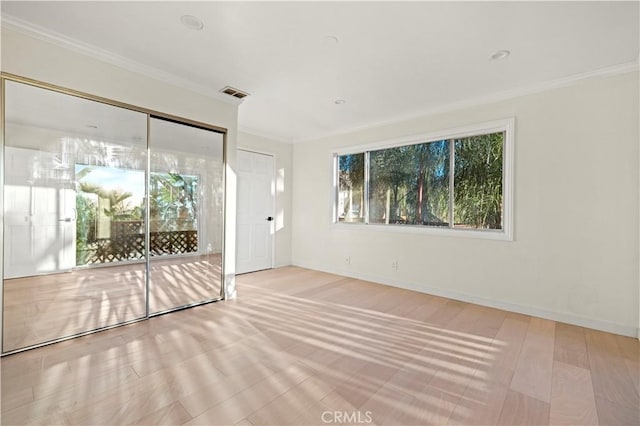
[625,358,640,397]
[585,330,640,424]
[509,318,556,403]
[593,395,640,426]
[553,322,589,369]
[183,362,313,425]
[485,315,531,384]
[320,389,360,414]
[448,381,510,426]
[360,383,414,426]
[322,361,399,409]
[549,361,598,425]
[586,330,639,404]
[177,368,264,419]
[0,385,34,412]
[132,401,192,426]
[615,334,640,362]
[247,375,334,425]
[443,303,507,340]
[397,385,461,426]
[615,334,640,396]
[447,315,530,425]
[402,294,450,323]
[2,360,71,398]
[63,369,177,425]
[33,364,139,401]
[498,390,550,426]
[382,288,434,319]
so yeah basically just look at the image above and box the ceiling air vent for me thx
[219,86,250,99]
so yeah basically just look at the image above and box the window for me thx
[369,140,450,226]
[334,119,513,239]
[453,133,503,230]
[337,153,365,222]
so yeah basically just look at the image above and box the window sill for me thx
[332,222,513,241]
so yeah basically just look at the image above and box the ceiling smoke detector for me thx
[219,86,250,99]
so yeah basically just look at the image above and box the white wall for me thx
[1,27,240,297]
[292,71,640,337]
[237,132,293,267]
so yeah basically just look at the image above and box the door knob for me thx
[266,216,274,221]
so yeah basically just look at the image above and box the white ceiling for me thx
[2,1,638,143]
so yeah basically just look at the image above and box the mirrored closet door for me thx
[2,80,148,352]
[148,117,224,314]
[2,78,225,354]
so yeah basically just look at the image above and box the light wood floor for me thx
[1,266,638,425]
[3,254,221,352]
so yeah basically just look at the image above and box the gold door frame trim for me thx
[0,78,5,355]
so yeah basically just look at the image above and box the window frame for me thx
[332,118,514,241]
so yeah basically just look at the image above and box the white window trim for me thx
[331,118,514,241]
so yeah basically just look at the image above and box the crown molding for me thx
[293,60,640,144]
[1,14,243,107]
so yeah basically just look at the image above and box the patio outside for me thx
[75,164,200,266]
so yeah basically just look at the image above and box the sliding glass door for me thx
[1,78,226,354]
[148,118,224,313]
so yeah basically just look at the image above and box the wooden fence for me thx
[84,221,198,264]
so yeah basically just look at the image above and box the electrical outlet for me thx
[391,260,398,271]
[346,256,351,265]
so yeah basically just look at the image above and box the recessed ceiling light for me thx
[334,99,346,105]
[490,50,511,61]
[181,15,204,30]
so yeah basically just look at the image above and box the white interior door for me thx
[236,150,275,274]
[4,147,76,279]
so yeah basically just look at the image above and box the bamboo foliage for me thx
[454,133,503,229]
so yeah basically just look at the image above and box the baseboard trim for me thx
[292,260,637,338]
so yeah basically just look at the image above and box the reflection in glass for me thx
[76,164,146,265]
[2,81,148,352]
[148,118,224,313]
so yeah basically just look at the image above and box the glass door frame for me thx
[0,72,229,356]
